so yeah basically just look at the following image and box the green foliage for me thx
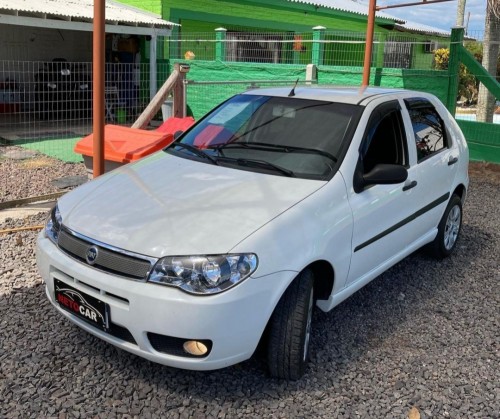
[433,46,479,104]
[433,48,449,70]
[464,41,483,61]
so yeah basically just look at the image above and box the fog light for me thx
[183,340,209,356]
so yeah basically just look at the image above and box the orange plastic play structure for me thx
[75,117,195,167]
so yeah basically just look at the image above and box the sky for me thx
[369,0,487,35]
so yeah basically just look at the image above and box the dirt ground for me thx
[468,161,500,184]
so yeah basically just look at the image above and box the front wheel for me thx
[428,194,463,259]
[267,269,314,380]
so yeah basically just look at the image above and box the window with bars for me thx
[383,40,414,69]
[225,32,289,64]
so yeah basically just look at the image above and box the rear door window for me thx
[405,98,448,162]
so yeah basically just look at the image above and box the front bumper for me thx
[36,233,295,371]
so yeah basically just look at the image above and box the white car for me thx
[37,87,469,379]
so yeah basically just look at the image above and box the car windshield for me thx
[167,94,362,180]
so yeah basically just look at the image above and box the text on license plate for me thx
[54,278,108,330]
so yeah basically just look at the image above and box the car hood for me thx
[60,152,326,257]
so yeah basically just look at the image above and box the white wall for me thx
[0,25,93,62]
[0,24,93,85]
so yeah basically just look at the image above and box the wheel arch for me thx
[256,260,335,359]
[452,183,467,203]
[305,260,335,301]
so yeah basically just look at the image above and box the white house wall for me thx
[0,25,92,62]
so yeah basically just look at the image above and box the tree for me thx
[477,0,500,122]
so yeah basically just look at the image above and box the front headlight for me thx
[148,254,258,295]
[45,204,62,243]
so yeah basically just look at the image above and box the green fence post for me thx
[446,27,464,116]
[215,27,227,62]
[375,33,386,67]
[374,32,386,86]
[312,26,326,66]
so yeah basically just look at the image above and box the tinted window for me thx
[362,107,407,173]
[408,106,447,161]
[169,94,363,180]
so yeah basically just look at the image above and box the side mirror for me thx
[354,163,408,193]
[173,130,184,140]
[363,164,408,186]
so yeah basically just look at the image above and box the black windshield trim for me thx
[208,142,338,163]
[169,142,218,165]
[226,157,296,177]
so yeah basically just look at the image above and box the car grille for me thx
[57,228,155,280]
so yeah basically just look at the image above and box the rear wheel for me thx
[428,194,462,259]
[267,269,314,380]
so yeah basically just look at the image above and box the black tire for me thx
[267,269,314,380]
[428,194,463,259]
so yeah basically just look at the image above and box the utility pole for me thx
[456,0,466,26]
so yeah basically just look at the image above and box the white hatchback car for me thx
[37,87,469,379]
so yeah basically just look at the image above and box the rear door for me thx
[344,96,458,287]
[400,97,459,238]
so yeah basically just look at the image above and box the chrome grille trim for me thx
[57,227,158,280]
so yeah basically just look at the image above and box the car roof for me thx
[242,86,410,105]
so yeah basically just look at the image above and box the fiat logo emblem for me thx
[86,246,99,265]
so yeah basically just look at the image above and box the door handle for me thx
[403,180,417,191]
[448,156,458,166]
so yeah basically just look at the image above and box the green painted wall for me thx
[324,33,366,67]
[164,0,393,33]
[171,19,296,63]
[117,0,446,70]
[115,0,162,15]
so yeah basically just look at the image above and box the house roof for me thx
[395,21,451,37]
[286,0,453,37]
[0,0,177,30]
[286,0,405,23]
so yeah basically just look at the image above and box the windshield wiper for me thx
[209,142,337,163]
[229,158,295,177]
[171,143,218,165]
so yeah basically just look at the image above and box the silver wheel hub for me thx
[444,204,461,251]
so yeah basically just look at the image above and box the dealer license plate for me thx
[54,279,108,331]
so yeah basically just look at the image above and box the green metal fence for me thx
[446,28,500,164]
[168,29,450,71]
[1,28,498,169]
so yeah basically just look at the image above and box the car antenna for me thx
[288,78,299,97]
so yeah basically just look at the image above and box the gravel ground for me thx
[0,146,87,203]
[0,148,499,418]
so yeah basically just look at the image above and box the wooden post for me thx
[173,65,189,118]
[149,33,158,100]
[92,1,105,178]
[132,63,190,129]
[362,0,377,87]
